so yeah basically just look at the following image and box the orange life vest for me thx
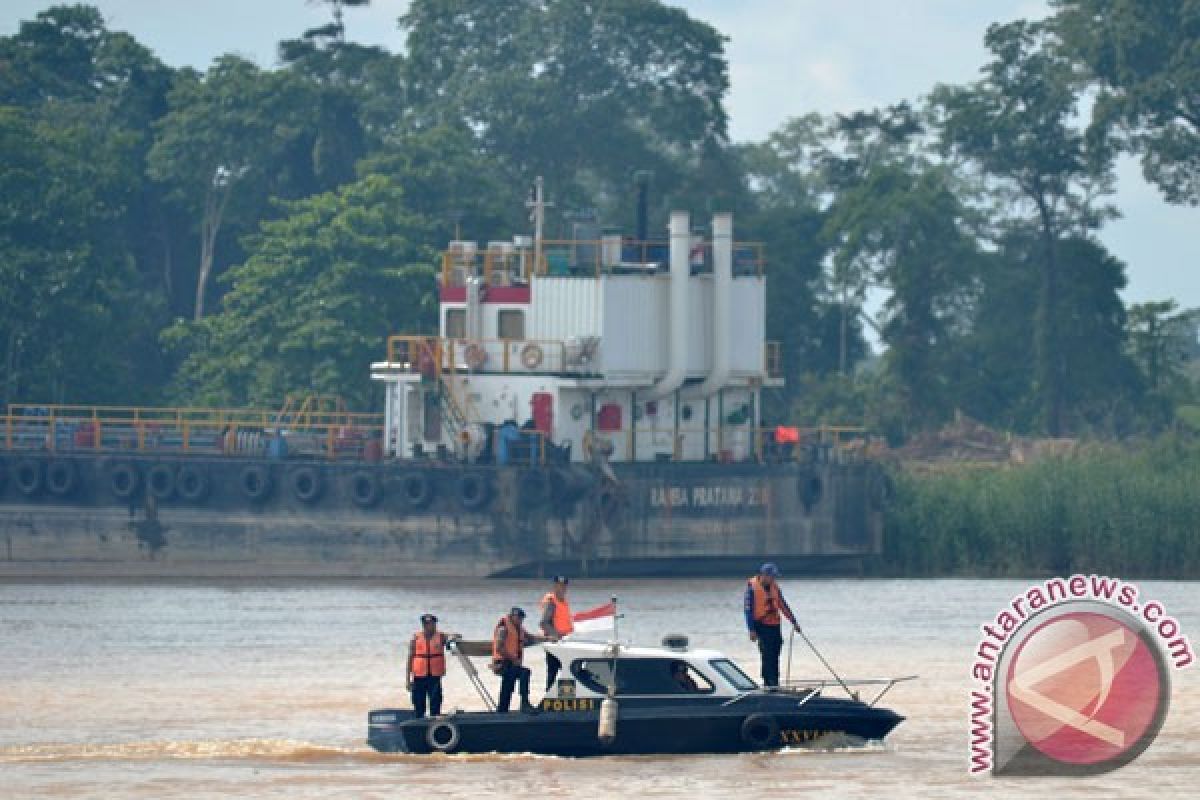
[541,592,574,636]
[492,616,523,666]
[774,425,800,445]
[749,576,785,626]
[411,631,447,678]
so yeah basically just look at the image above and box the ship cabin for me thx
[370,205,782,466]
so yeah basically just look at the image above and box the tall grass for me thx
[880,438,1200,578]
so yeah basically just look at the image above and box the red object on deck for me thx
[531,392,553,435]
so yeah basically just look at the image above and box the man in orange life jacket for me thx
[406,613,455,718]
[492,607,548,713]
[744,563,798,687]
[539,575,573,690]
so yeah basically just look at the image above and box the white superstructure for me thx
[371,205,781,465]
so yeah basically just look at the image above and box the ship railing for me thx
[591,424,870,464]
[385,335,574,375]
[2,407,384,461]
[438,239,766,287]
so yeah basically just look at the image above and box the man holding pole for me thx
[744,563,798,687]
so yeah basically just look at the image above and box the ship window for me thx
[445,308,466,339]
[571,658,714,696]
[709,659,757,691]
[498,309,525,340]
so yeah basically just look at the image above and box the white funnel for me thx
[647,211,690,400]
[688,212,732,398]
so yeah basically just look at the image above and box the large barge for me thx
[0,192,888,578]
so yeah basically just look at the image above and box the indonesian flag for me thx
[570,601,617,638]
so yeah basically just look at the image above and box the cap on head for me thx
[552,575,569,586]
[420,613,437,625]
[759,562,780,578]
[510,606,526,619]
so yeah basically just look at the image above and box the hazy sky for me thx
[4,0,1196,310]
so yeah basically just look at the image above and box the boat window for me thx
[571,658,715,695]
[709,659,757,691]
[444,308,466,339]
[497,310,525,340]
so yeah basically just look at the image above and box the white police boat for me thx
[367,631,911,756]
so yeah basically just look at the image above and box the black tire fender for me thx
[740,713,781,750]
[109,462,140,500]
[349,471,382,508]
[240,464,272,502]
[426,720,461,753]
[457,471,491,512]
[46,460,78,497]
[519,469,550,507]
[15,458,43,496]
[400,471,434,510]
[177,465,210,503]
[290,466,323,504]
[147,463,176,500]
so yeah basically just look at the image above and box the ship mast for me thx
[527,176,553,277]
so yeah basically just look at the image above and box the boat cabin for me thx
[541,638,759,703]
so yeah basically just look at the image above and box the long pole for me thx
[786,627,794,684]
[796,626,856,700]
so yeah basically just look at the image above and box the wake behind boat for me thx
[367,619,912,757]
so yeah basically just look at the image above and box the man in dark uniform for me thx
[492,607,547,713]
[744,563,798,687]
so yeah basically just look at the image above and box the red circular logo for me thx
[1005,610,1164,766]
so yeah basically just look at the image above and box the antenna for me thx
[526,177,554,276]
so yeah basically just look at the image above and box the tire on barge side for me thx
[399,470,434,510]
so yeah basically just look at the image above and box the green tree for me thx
[148,56,317,320]
[399,0,730,217]
[0,106,142,405]
[932,20,1118,435]
[1052,0,1200,205]
[167,175,437,408]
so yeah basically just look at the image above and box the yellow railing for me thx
[2,405,383,461]
[385,335,570,375]
[439,239,767,287]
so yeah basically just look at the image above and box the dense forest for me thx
[2,0,1197,443]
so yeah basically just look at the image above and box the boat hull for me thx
[367,694,904,756]
[0,455,886,579]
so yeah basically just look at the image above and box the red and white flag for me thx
[570,601,617,637]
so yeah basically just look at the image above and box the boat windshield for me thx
[709,659,757,691]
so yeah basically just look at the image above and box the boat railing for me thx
[777,675,918,707]
[2,404,384,461]
[439,238,766,287]
[384,335,576,375]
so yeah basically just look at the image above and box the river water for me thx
[0,579,1196,798]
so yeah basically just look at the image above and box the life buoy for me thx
[109,462,140,500]
[147,464,176,500]
[349,471,382,508]
[426,720,461,753]
[400,471,434,510]
[520,342,543,370]
[290,466,323,504]
[740,713,781,750]
[457,471,491,511]
[46,460,78,497]
[15,459,43,496]
[464,342,487,370]
[240,464,272,502]
[177,465,210,502]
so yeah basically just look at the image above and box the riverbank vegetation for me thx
[882,438,1200,579]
